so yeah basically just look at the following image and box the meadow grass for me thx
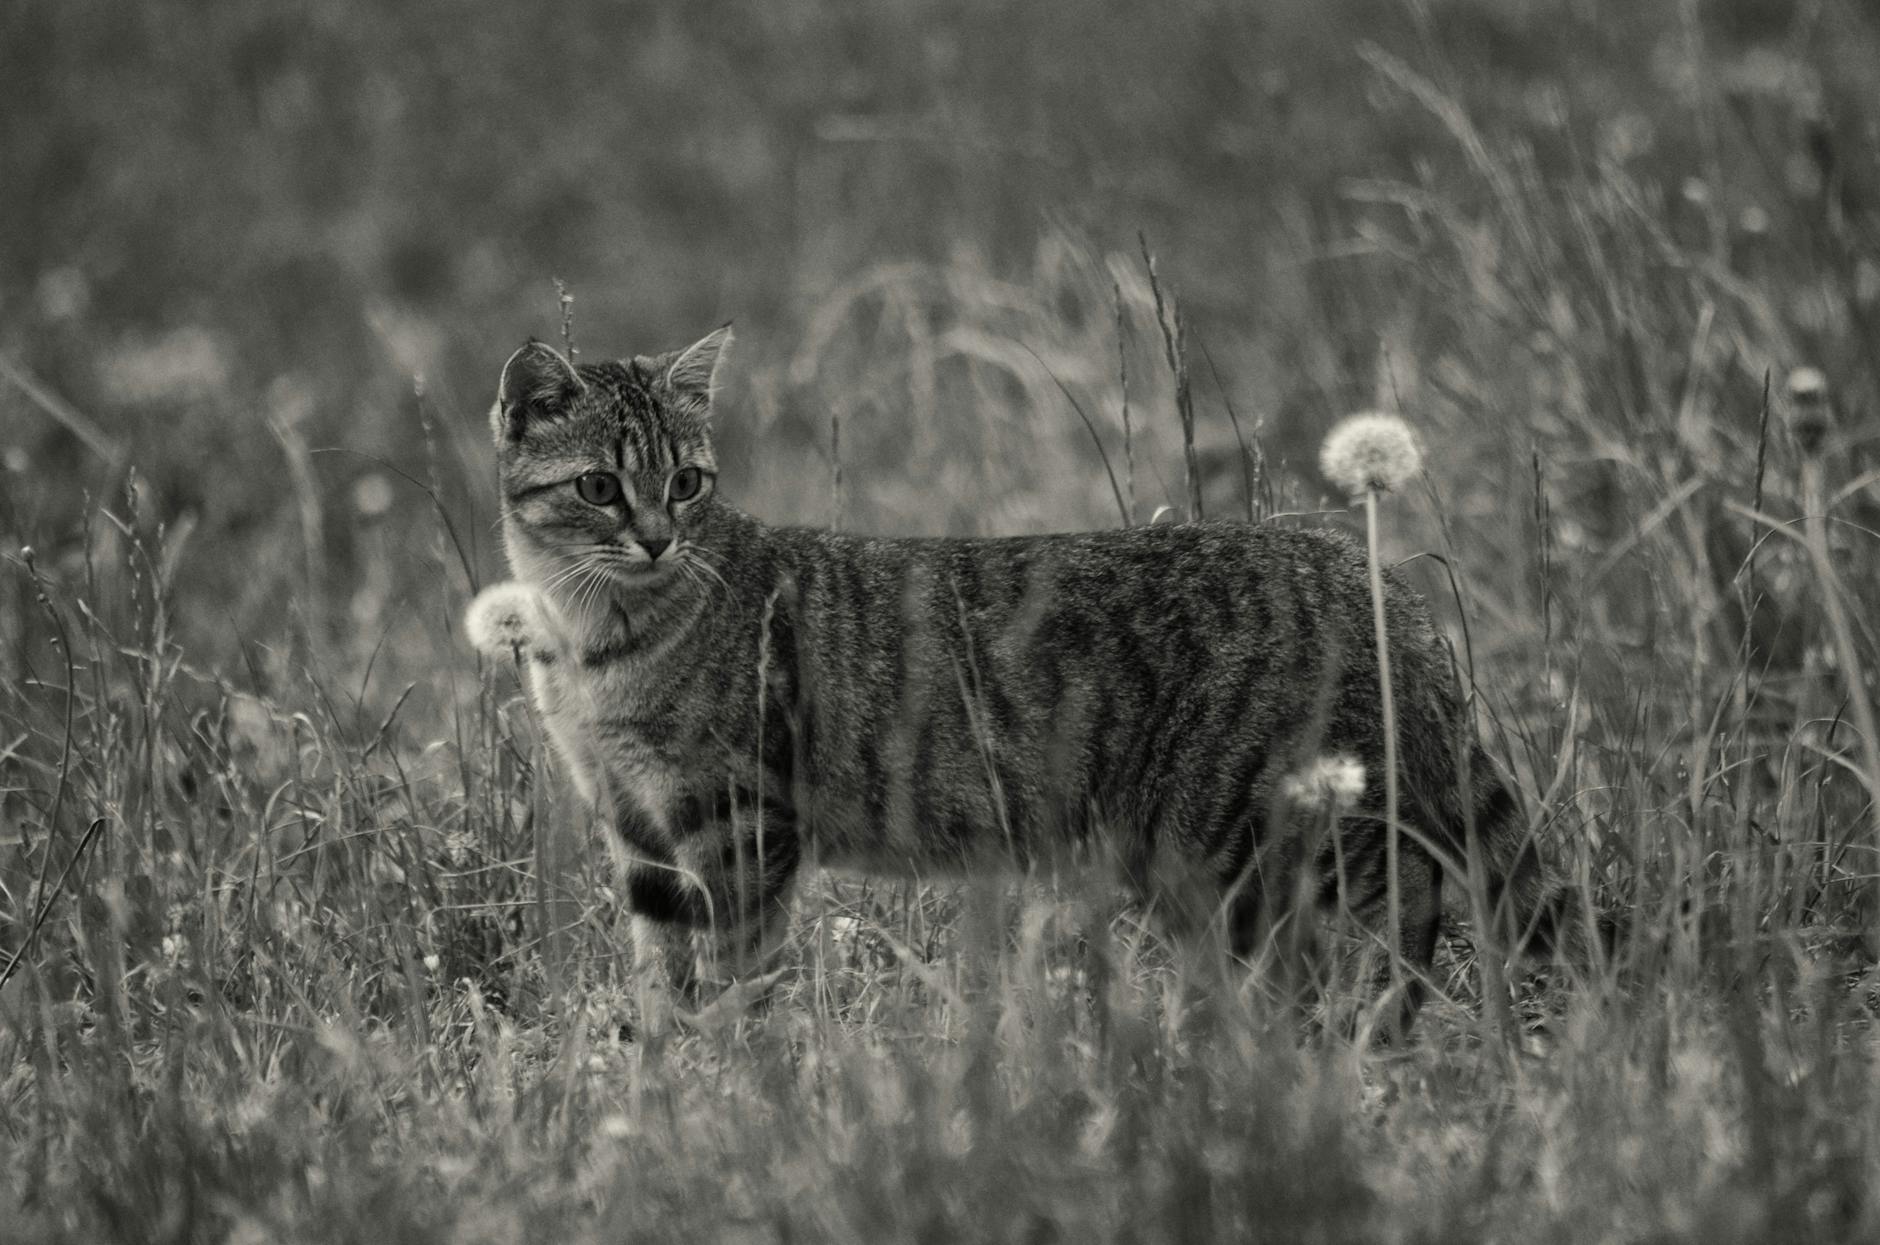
[10,2,1880,1240]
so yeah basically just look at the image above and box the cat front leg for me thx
[620,804,802,1008]
[691,804,802,988]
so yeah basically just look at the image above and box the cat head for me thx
[492,325,732,597]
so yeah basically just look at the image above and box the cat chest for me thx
[531,661,690,814]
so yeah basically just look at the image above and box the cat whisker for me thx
[544,545,605,574]
[541,559,594,593]
[551,557,607,626]
[574,562,612,621]
[682,552,728,593]
[542,566,601,610]
[681,546,724,577]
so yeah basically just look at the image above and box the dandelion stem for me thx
[1365,489,1405,1020]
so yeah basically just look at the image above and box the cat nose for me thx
[640,536,671,560]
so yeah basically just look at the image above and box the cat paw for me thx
[630,977,680,1041]
[674,968,788,1034]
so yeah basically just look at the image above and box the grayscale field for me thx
[5,3,1880,1240]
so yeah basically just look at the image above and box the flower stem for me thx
[1365,490,1404,1020]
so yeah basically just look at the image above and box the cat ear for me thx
[494,339,582,440]
[662,324,734,407]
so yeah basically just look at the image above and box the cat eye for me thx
[575,472,621,506]
[668,466,704,503]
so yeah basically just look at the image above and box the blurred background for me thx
[4,0,1877,711]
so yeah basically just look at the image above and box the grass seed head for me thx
[1320,413,1423,496]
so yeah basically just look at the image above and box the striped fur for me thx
[491,331,1583,1006]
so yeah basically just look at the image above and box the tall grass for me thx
[9,1,1880,1240]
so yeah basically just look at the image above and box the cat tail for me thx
[1455,746,1604,966]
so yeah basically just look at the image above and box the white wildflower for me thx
[1787,366,1828,401]
[101,326,230,405]
[352,472,395,518]
[1857,259,1880,307]
[1785,366,1832,454]
[1283,755,1367,811]
[36,266,90,320]
[465,582,565,657]
[1319,413,1423,496]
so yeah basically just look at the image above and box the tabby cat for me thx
[486,328,1582,1015]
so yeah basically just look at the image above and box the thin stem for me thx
[830,405,844,531]
[1114,280,1135,525]
[0,817,107,996]
[1365,491,1404,1017]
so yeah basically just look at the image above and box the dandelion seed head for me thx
[1785,366,1833,455]
[1320,413,1423,495]
[1787,366,1828,401]
[1283,755,1367,811]
[465,582,562,656]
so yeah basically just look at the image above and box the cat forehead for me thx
[549,362,658,433]
[572,360,657,414]
[505,361,710,467]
